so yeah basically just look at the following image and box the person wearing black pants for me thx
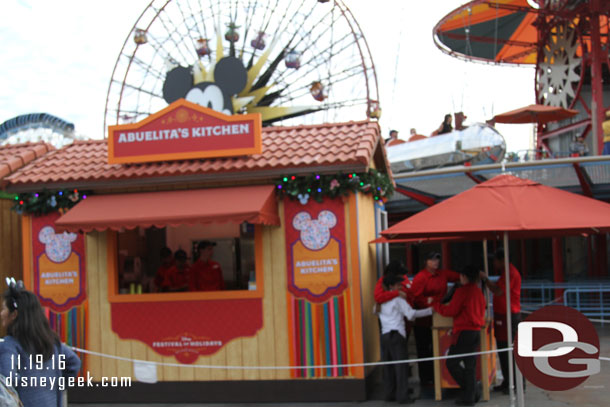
[381,330,410,403]
[433,266,485,406]
[447,330,480,404]
[376,274,433,404]
[413,323,433,384]
[481,249,523,394]
[494,313,521,394]
[410,252,460,385]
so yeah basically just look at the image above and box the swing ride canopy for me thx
[381,174,610,240]
[433,0,610,65]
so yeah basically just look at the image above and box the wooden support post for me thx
[432,327,442,401]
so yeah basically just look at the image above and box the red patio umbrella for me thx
[493,104,579,125]
[382,174,610,240]
[381,174,610,404]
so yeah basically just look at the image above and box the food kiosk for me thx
[5,101,393,402]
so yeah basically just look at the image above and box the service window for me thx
[113,221,258,298]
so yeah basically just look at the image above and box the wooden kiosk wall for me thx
[0,198,23,285]
[83,193,379,384]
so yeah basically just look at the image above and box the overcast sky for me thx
[0,0,535,152]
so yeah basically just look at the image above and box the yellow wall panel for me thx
[356,194,381,376]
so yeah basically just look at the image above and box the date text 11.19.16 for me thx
[10,354,65,371]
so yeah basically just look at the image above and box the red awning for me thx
[56,185,280,232]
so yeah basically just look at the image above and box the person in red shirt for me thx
[154,247,174,292]
[481,249,522,394]
[374,260,412,305]
[168,249,190,292]
[189,241,225,291]
[410,252,460,386]
[434,265,485,406]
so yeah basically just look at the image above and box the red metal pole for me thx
[597,234,607,278]
[406,243,413,275]
[589,0,605,155]
[552,237,564,301]
[587,236,595,278]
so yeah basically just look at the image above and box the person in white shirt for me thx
[375,273,433,404]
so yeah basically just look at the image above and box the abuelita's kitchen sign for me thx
[107,99,262,164]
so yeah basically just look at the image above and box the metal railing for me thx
[519,281,610,325]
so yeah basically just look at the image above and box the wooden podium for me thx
[431,313,495,401]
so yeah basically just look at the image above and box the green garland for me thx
[12,189,91,216]
[275,169,393,203]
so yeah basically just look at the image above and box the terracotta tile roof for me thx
[5,120,390,190]
[0,142,54,181]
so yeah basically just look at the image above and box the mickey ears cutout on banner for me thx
[162,56,248,115]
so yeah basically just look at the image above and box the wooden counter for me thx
[431,313,495,401]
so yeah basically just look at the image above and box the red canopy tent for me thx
[493,104,579,125]
[382,174,610,240]
[381,174,610,404]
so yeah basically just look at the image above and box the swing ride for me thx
[434,0,610,155]
[387,122,506,173]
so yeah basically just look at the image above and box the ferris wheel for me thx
[104,0,379,136]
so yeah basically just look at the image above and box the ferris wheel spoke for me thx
[272,27,350,86]
[257,89,285,107]
[154,7,197,63]
[251,45,291,91]
[281,65,364,103]
[109,108,154,117]
[263,107,321,124]
[129,56,166,82]
[185,0,204,39]
[146,34,190,69]
[175,1,204,48]
[250,6,325,91]
[258,0,279,35]
[114,80,163,99]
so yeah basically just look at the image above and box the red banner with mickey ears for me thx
[32,212,87,312]
[284,197,348,303]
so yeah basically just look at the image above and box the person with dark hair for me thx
[480,249,522,394]
[433,266,485,406]
[169,249,190,292]
[0,279,81,407]
[374,260,411,305]
[376,273,433,404]
[410,252,460,386]
[384,129,405,147]
[189,241,225,291]
[154,247,174,292]
[432,114,453,136]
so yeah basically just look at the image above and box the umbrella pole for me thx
[483,239,491,317]
[503,232,515,406]
[504,232,525,407]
